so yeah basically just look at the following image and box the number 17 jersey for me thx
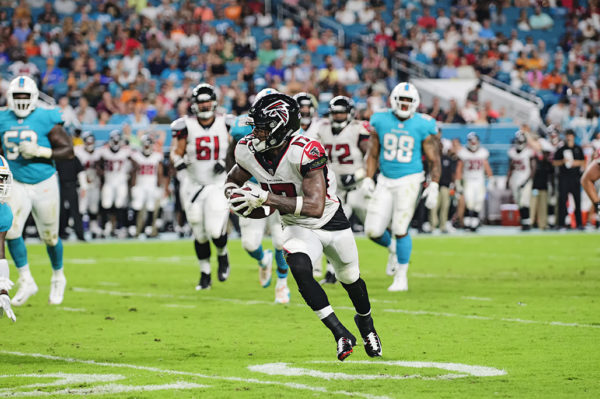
[369,110,437,179]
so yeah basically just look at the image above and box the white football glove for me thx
[0,293,16,322]
[361,177,376,199]
[423,181,439,209]
[229,185,269,217]
[18,141,52,159]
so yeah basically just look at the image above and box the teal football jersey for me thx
[369,110,437,178]
[0,107,63,184]
[0,202,13,232]
[230,114,253,142]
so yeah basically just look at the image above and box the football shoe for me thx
[11,276,38,306]
[336,333,357,361]
[354,314,382,357]
[274,279,290,304]
[49,274,67,305]
[217,254,230,282]
[196,272,212,290]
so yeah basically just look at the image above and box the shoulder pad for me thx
[170,117,187,132]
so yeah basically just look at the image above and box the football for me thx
[229,187,271,219]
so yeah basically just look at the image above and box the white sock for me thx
[52,268,65,278]
[199,260,211,274]
[216,246,227,256]
[276,277,287,287]
[17,264,33,280]
[396,263,408,275]
[315,305,334,320]
[388,240,396,255]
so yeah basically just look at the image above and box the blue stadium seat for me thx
[29,56,47,72]
[316,45,336,56]
[215,75,236,87]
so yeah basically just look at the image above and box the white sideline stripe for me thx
[58,307,86,312]
[0,372,124,390]
[383,309,600,329]
[73,287,600,330]
[0,382,208,397]
[461,296,492,301]
[0,351,389,399]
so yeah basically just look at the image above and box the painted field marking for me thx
[163,304,197,309]
[73,286,600,330]
[461,296,492,301]
[0,351,389,399]
[249,360,506,381]
[98,281,120,287]
[58,307,86,312]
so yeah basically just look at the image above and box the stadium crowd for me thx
[0,0,599,239]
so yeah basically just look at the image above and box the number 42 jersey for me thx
[369,110,437,179]
[0,107,63,184]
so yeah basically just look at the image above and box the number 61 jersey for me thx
[171,114,230,186]
[369,110,437,179]
[0,106,63,184]
[234,134,340,229]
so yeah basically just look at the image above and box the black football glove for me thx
[213,160,226,175]
[340,174,356,188]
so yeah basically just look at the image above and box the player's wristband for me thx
[294,196,303,217]
[37,146,52,159]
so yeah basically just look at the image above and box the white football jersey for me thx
[235,134,340,229]
[131,151,163,187]
[458,147,489,182]
[97,146,131,184]
[301,118,322,139]
[172,115,230,186]
[508,147,534,186]
[312,119,368,178]
[75,146,100,184]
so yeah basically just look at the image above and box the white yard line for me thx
[58,307,86,312]
[73,287,600,330]
[0,351,390,399]
[461,296,492,301]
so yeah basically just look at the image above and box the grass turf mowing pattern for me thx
[0,234,598,398]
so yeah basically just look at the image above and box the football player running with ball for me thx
[0,76,74,306]
[170,83,231,290]
[226,93,381,361]
[227,88,290,304]
[0,156,16,321]
[363,82,441,292]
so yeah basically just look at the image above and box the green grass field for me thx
[1,233,599,398]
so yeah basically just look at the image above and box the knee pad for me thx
[212,233,227,249]
[241,233,261,252]
[194,240,211,260]
[40,229,59,246]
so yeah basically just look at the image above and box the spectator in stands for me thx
[546,97,570,129]
[436,8,451,31]
[96,92,120,116]
[553,130,585,230]
[126,101,151,129]
[439,58,458,79]
[359,5,376,25]
[444,99,466,124]
[266,58,286,84]
[279,18,298,42]
[337,60,359,85]
[257,39,278,66]
[160,60,184,82]
[75,97,98,125]
[37,2,58,24]
[517,9,531,31]
[427,96,446,121]
[456,57,477,79]
[8,54,40,80]
[318,58,339,91]
[41,58,65,91]
[54,0,77,15]
[479,20,496,40]
[529,7,554,30]
[418,7,436,29]
[335,4,356,25]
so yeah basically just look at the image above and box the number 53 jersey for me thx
[369,110,437,179]
[0,107,63,184]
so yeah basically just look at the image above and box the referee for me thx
[553,130,585,229]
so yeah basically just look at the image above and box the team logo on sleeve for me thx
[304,141,325,160]
[264,101,289,124]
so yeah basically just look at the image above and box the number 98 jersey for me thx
[0,107,63,184]
[171,115,230,186]
[369,110,437,179]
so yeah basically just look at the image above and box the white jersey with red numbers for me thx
[458,147,489,182]
[235,134,340,229]
[508,147,534,187]
[172,115,229,186]
[131,151,163,187]
[75,146,100,184]
[97,146,131,184]
[311,119,369,179]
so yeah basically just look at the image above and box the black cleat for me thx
[320,271,337,285]
[217,254,230,282]
[354,314,382,357]
[336,333,356,361]
[196,272,211,290]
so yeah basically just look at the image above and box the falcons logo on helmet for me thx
[263,101,289,124]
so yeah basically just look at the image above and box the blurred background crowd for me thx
[0,0,599,239]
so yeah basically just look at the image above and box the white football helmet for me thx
[390,82,420,119]
[7,75,39,118]
[0,155,13,202]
